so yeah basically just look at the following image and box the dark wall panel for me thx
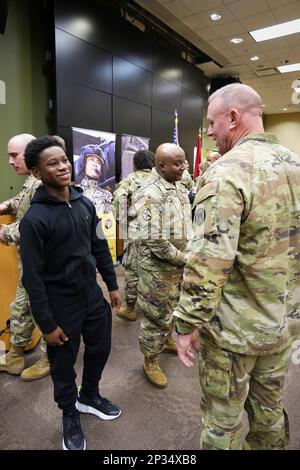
[151,108,174,151]
[113,56,152,106]
[182,61,205,95]
[181,88,203,122]
[55,0,152,71]
[152,75,181,114]
[55,1,109,49]
[180,117,200,148]
[54,0,206,160]
[113,96,151,138]
[57,79,111,130]
[56,125,74,164]
[55,29,112,93]
[152,47,182,86]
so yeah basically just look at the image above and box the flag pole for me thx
[174,109,179,145]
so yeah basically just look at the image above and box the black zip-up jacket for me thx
[20,185,118,334]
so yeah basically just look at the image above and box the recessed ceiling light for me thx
[262,104,266,107]
[280,59,289,64]
[210,13,222,21]
[249,18,300,42]
[230,38,243,44]
[277,62,300,73]
[250,56,259,61]
[283,107,288,111]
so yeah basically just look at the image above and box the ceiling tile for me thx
[266,0,299,8]
[257,37,290,51]
[230,43,263,56]
[239,12,277,31]
[213,21,245,37]
[181,15,207,30]
[272,2,300,22]
[195,28,219,40]
[163,1,193,18]
[179,0,223,14]
[209,38,232,51]
[227,0,270,19]
[265,47,295,59]
[287,34,300,46]
[291,44,300,55]
[195,6,237,28]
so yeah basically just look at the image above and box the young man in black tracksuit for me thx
[19,136,122,450]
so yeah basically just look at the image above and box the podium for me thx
[0,215,40,352]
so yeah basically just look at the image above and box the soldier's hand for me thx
[44,326,68,347]
[109,290,122,311]
[177,330,200,368]
[0,204,8,215]
[0,226,9,245]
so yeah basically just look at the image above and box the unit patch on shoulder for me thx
[195,206,206,226]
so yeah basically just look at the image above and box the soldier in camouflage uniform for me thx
[0,133,50,381]
[78,145,112,215]
[113,150,155,321]
[173,83,300,450]
[132,143,192,388]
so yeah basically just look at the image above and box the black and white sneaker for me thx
[62,410,86,450]
[76,391,121,421]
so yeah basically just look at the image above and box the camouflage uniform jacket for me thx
[131,168,192,271]
[79,178,112,215]
[1,175,41,245]
[113,169,152,248]
[174,133,300,355]
[181,169,194,191]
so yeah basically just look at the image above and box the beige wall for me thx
[266,113,300,155]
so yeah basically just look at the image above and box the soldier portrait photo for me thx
[72,127,116,216]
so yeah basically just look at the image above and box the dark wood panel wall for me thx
[54,0,206,178]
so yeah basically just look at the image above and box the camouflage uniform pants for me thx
[10,259,46,351]
[137,267,182,357]
[198,332,291,450]
[122,240,139,306]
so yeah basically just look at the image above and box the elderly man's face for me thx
[85,155,102,179]
[207,98,232,156]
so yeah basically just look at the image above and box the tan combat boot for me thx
[162,335,177,354]
[20,353,50,381]
[0,345,25,375]
[143,356,168,389]
[117,303,137,322]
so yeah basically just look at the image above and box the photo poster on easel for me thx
[121,134,150,180]
[72,126,117,263]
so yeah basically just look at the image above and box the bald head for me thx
[155,143,186,183]
[7,133,35,175]
[208,83,262,116]
[207,83,264,155]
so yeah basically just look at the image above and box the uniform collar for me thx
[152,167,176,189]
[235,133,279,148]
[80,177,98,189]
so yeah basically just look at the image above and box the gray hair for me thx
[208,83,262,116]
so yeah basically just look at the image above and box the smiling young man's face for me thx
[33,146,72,189]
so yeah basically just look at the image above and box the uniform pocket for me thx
[199,338,232,400]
